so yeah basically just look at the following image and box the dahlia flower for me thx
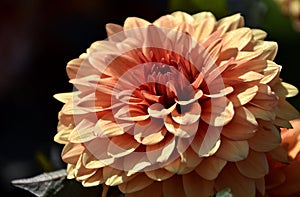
[265,119,300,197]
[54,11,299,196]
[275,0,300,31]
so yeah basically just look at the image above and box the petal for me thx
[147,102,177,119]
[215,13,244,34]
[222,27,252,51]
[183,172,214,197]
[201,97,234,127]
[215,164,256,197]
[248,121,281,152]
[191,123,222,157]
[107,133,140,158]
[103,166,131,186]
[265,168,286,189]
[255,177,266,196]
[247,105,276,121]
[163,176,186,197]
[118,173,154,194]
[105,23,124,41]
[254,41,278,61]
[54,92,74,103]
[145,168,174,181]
[124,154,151,176]
[260,60,281,84]
[251,29,267,40]
[275,98,300,121]
[82,169,104,187]
[171,102,201,125]
[195,156,227,180]
[62,143,85,164]
[236,150,269,179]
[215,138,249,162]
[164,157,193,174]
[146,134,176,163]
[192,12,216,41]
[115,104,150,121]
[272,82,299,98]
[267,146,289,163]
[164,116,199,138]
[228,85,258,107]
[123,17,151,30]
[134,118,166,145]
[221,107,258,140]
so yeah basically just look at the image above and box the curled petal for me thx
[164,116,199,138]
[272,82,299,98]
[118,173,153,193]
[107,133,140,158]
[145,168,174,181]
[148,102,177,118]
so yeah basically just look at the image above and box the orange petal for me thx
[134,118,166,145]
[164,116,199,138]
[171,102,201,125]
[118,173,154,194]
[107,133,140,158]
[254,41,278,61]
[236,150,269,179]
[215,138,249,162]
[272,81,299,98]
[146,134,176,163]
[215,164,256,197]
[182,172,214,197]
[260,61,281,84]
[115,104,149,121]
[228,85,258,107]
[191,123,221,157]
[250,84,278,111]
[192,12,216,41]
[103,166,132,186]
[222,27,252,51]
[248,121,281,152]
[123,154,151,176]
[275,98,300,121]
[265,168,285,189]
[82,169,104,187]
[247,105,276,121]
[195,156,227,180]
[215,13,244,34]
[267,146,289,163]
[105,23,124,41]
[62,143,84,164]
[201,97,234,127]
[163,176,186,197]
[255,177,265,196]
[145,168,174,181]
[164,157,194,174]
[221,106,258,140]
[147,102,177,119]
[123,17,150,30]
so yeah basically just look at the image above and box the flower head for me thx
[54,11,299,196]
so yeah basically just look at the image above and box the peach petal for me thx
[118,173,154,194]
[236,150,269,179]
[228,85,258,107]
[147,102,177,119]
[103,166,132,186]
[145,168,174,181]
[221,107,257,140]
[164,116,199,138]
[54,124,72,144]
[75,159,97,181]
[215,138,249,162]
[177,143,203,168]
[163,176,186,197]
[124,154,151,176]
[68,119,97,143]
[62,143,85,164]
[251,29,267,40]
[195,156,227,180]
[222,27,252,50]
[272,82,299,98]
[215,13,244,34]
[192,12,216,41]
[107,133,140,158]
[254,41,278,61]
[247,105,276,121]
[134,118,166,145]
[182,172,214,197]
[123,17,150,30]
[192,11,216,22]
[171,11,194,23]
[146,134,176,163]
[248,121,281,152]
[82,169,104,187]
[203,86,234,98]
[54,92,74,103]
[260,61,281,84]
[215,164,255,197]
[275,98,300,121]
[175,90,203,105]
[115,105,149,121]
[201,97,234,127]
[164,157,194,174]
[250,84,278,111]
[105,23,124,41]
[153,15,179,29]
[191,123,222,157]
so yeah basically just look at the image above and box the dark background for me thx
[0,0,299,196]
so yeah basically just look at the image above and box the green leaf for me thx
[215,188,233,197]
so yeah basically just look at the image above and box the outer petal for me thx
[195,156,227,180]
[182,172,214,197]
[163,176,186,197]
